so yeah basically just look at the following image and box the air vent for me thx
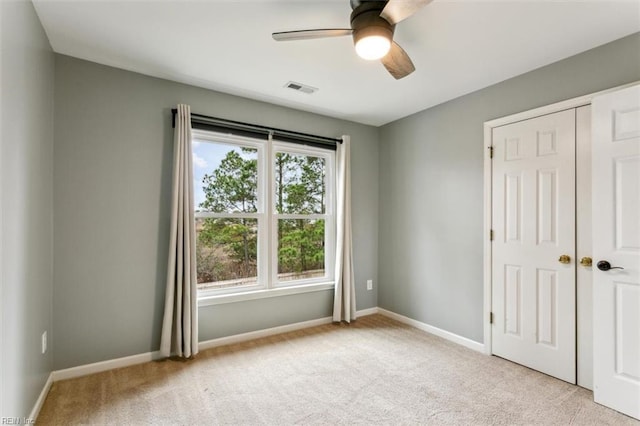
[284,81,318,94]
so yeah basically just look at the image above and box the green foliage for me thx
[278,219,324,274]
[274,152,326,275]
[197,146,326,284]
[196,217,257,283]
[275,152,325,214]
[200,149,257,213]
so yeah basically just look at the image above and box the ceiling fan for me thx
[272,0,431,80]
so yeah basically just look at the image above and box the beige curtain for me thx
[333,135,356,322]
[160,104,199,358]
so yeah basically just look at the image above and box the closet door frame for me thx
[482,81,639,360]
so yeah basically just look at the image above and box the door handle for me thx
[579,257,592,267]
[558,255,571,264]
[596,260,624,271]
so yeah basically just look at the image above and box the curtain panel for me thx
[160,104,199,358]
[333,135,357,322]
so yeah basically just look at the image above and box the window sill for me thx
[198,282,335,307]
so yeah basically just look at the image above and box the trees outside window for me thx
[275,152,326,281]
[192,131,334,295]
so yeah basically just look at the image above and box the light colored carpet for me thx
[38,314,638,425]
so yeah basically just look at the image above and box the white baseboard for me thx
[198,316,334,351]
[355,307,379,317]
[52,350,162,382]
[29,372,53,421]
[199,307,378,351]
[377,308,485,353]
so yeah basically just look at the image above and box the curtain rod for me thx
[171,109,342,145]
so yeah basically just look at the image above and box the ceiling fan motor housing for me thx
[350,2,395,47]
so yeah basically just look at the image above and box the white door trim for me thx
[482,80,640,355]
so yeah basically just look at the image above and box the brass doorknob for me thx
[580,257,592,267]
[558,255,571,264]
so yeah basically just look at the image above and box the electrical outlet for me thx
[366,279,373,291]
[41,331,47,354]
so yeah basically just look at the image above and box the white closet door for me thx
[592,84,640,420]
[491,109,576,383]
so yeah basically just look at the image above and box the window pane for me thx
[193,141,258,213]
[277,219,325,282]
[196,217,258,289]
[275,152,325,214]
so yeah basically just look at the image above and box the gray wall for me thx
[0,0,55,418]
[53,55,379,370]
[378,33,640,343]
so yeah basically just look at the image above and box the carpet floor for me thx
[38,314,638,425]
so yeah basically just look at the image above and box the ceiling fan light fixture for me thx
[273,0,423,79]
[355,35,391,60]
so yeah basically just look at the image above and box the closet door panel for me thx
[492,109,576,383]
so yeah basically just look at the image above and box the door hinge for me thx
[488,146,494,159]
[489,312,494,324]
[490,229,494,241]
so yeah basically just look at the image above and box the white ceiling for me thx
[33,0,640,126]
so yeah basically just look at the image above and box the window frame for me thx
[270,139,336,289]
[193,129,336,305]
[192,130,267,297]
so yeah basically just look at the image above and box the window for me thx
[192,129,335,301]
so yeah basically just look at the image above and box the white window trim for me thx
[198,282,334,307]
[193,129,336,303]
[271,139,336,289]
[193,130,267,298]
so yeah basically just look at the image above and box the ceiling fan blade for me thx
[380,0,432,24]
[381,41,415,79]
[272,29,353,42]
